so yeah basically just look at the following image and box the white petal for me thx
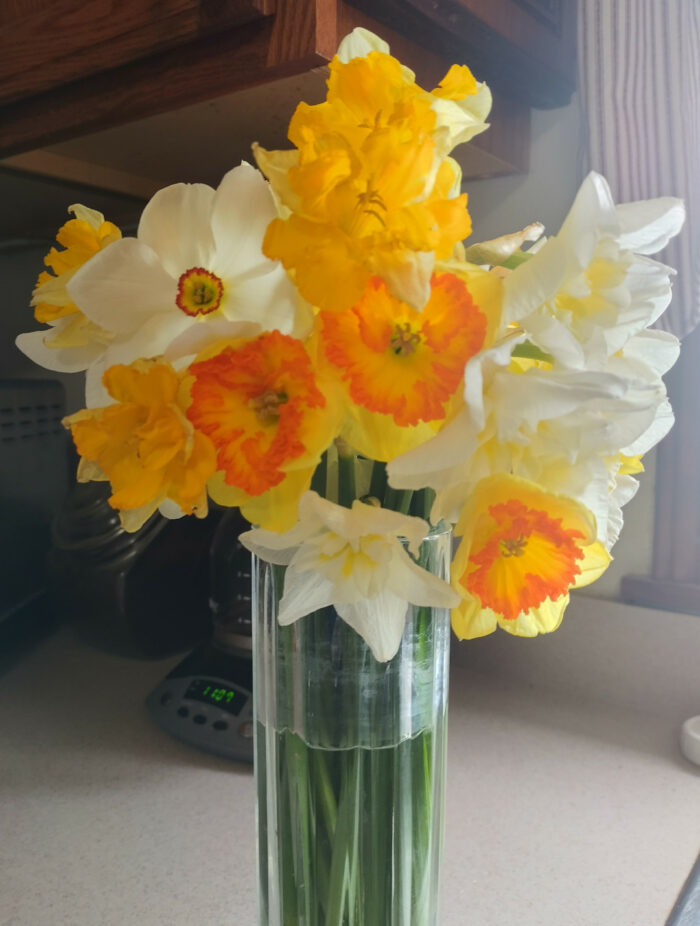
[387,549,459,609]
[388,408,477,491]
[159,498,186,520]
[68,203,106,230]
[490,367,627,441]
[622,329,680,377]
[557,172,618,265]
[615,197,685,255]
[210,162,279,280]
[223,263,299,334]
[137,182,215,276]
[67,238,177,334]
[431,82,492,149]
[337,27,390,62]
[622,398,674,456]
[163,318,262,362]
[382,251,434,311]
[15,327,103,373]
[336,590,408,663]
[278,569,336,625]
[502,234,569,324]
[239,521,317,565]
[83,313,191,408]
[520,311,586,368]
[306,494,428,548]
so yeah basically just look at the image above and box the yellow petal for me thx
[573,541,612,588]
[432,64,477,100]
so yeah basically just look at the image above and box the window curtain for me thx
[579,0,700,601]
[578,0,700,338]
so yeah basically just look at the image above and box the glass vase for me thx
[252,523,452,926]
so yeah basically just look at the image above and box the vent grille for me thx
[0,399,64,442]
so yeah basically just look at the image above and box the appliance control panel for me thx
[145,641,253,762]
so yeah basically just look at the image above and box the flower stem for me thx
[336,439,356,508]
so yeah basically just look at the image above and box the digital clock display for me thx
[184,678,248,716]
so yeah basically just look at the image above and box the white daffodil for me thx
[32,163,302,406]
[240,491,458,662]
[502,171,685,366]
[388,329,675,547]
[389,334,628,504]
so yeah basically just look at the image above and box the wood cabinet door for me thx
[0,0,274,105]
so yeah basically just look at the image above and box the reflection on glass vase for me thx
[252,523,452,926]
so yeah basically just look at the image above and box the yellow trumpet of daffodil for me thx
[64,359,217,532]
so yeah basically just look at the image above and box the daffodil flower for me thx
[186,331,341,531]
[254,29,490,313]
[450,474,610,639]
[336,28,492,155]
[240,491,458,662]
[388,329,674,549]
[59,163,301,406]
[502,171,685,366]
[64,359,217,532]
[16,204,120,373]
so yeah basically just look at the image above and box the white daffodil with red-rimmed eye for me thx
[239,491,458,662]
[502,171,685,367]
[450,474,610,640]
[60,162,302,406]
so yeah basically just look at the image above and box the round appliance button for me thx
[238,721,254,739]
[177,706,189,718]
[213,720,228,732]
[193,714,207,725]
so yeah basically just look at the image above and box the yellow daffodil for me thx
[240,491,458,661]
[16,204,120,372]
[254,28,490,312]
[450,475,610,639]
[64,360,217,532]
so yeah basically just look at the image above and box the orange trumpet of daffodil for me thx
[451,474,611,639]
[186,330,341,530]
[322,273,486,427]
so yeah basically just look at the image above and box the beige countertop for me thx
[1,596,699,925]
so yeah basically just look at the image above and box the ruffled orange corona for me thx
[187,331,336,504]
[64,360,217,532]
[451,475,610,638]
[322,274,486,427]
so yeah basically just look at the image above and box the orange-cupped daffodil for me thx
[186,330,341,531]
[450,475,610,639]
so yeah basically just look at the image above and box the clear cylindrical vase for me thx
[252,523,452,926]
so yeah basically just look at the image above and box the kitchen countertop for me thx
[1,597,699,926]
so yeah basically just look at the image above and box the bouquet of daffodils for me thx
[18,28,685,924]
[18,27,683,660]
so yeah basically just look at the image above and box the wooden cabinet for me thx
[350,0,577,109]
[0,0,273,105]
[0,0,577,205]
